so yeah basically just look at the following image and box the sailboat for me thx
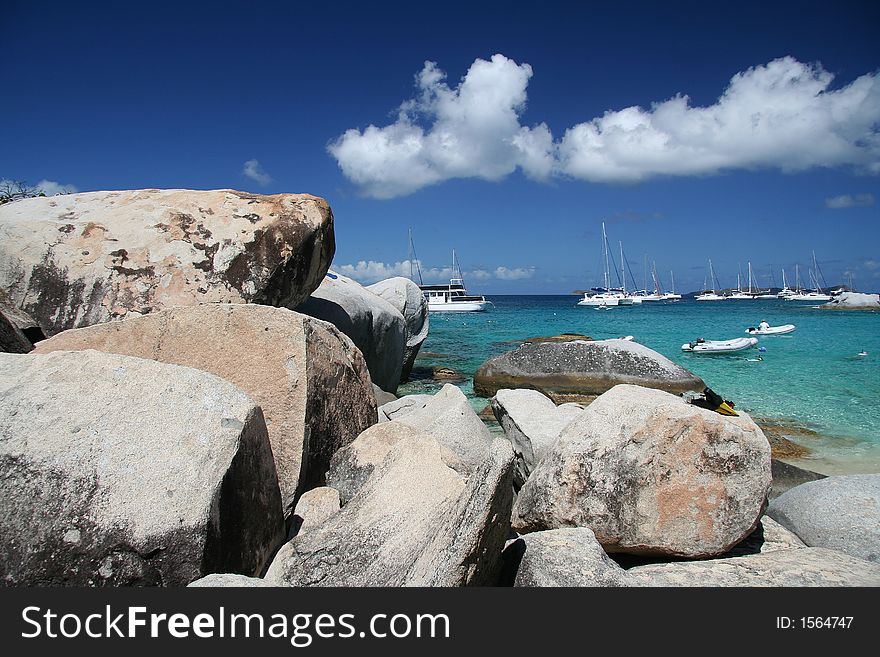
[695,259,726,301]
[777,268,796,298]
[413,237,490,312]
[578,223,633,307]
[662,271,682,301]
[727,263,753,300]
[787,252,832,303]
[753,263,777,299]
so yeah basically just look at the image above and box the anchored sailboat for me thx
[578,223,633,307]
[696,259,726,301]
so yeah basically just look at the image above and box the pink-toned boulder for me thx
[512,384,772,558]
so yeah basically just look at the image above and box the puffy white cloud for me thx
[494,266,536,280]
[328,54,553,198]
[329,55,880,197]
[825,193,875,208]
[242,159,272,186]
[334,260,534,284]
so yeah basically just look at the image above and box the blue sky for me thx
[2,0,878,293]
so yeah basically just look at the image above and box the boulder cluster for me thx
[1,189,877,587]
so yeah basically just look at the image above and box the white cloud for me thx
[334,260,535,284]
[242,159,272,186]
[494,266,536,280]
[329,55,880,198]
[825,193,875,208]
[328,54,553,198]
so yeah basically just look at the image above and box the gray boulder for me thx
[628,547,880,586]
[367,277,429,382]
[394,384,495,473]
[0,189,334,336]
[373,383,398,407]
[0,350,285,586]
[327,422,466,504]
[378,394,432,422]
[822,292,880,310]
[767,475,880,563]
[296,271,406,392]
[491,388,584,488]
[34,304,376,517]
[188,574,273,587]
[770,459,826,499]
[512,384,771,558]
[474,338,705,402]
[507,528,630,587]
[265,435,514,586]
[292,487,340,535]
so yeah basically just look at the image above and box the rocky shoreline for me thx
[1,189,878,587]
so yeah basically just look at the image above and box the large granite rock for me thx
[474,338,705,402]
[367,277,429,382]
[266,434,513,586]
[297,271,406,392]
[512,384,772,558]
[767,475,880,563]
[507,528,630,587]
[34,304,376,517]
[327,422,466,504]
[0,189,334,336]
[490,388,583,488]
[628,548,880,586]
[394,384,495,473]
[822,292,880,310]
[0,350,285,586]
[291,487,340,536]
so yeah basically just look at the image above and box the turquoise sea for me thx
[399,296,880,475]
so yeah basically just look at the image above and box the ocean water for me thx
[399,295,880,474]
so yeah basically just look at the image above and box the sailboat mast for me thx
[748,262,754,294]
[709,259,716,293]
[620,242,626,294]
[601,222,609,291]
[670,271,675,294]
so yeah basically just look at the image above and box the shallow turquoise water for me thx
[401,295,880,473]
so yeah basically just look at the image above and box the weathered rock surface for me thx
[474,338,705,402]
[0,350,284,586]
[394,384,495,473]
[767,475,880,563]
[405,438,515,586]
[0,290,46,344]
[367,277,429,382]
[188,574,273,587]
[507,528,630,587]
[491,388,583,488]
[266,436,457,586]
[627,548,880,586]
[296,271,406,392]
[512,384,772,558]
[266,434,514,586]
[291,487,340,535]
[327,422,466,504]
[34,304,376,517]
[0,189,335,336]
[378,394,432,422]
[821,292,880,310]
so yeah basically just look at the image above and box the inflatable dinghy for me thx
[745,324,796,335]
[682,337,758,353]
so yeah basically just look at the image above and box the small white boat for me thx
[682,337,759,353]
[745,324,796,335]
[418,249,490,312]
[578,222,634,307]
